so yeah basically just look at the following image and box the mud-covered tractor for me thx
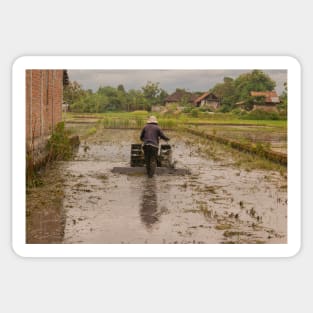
[130,144,173,168]
[112,144,188,175]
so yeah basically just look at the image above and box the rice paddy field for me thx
[27,111,287,244]
[64,111,287,156]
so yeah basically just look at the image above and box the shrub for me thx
[243,109,280,120]
[218,105,231,113]
[190,108,200,118]
[86,127,97,136]
[182,106,193,113]
[46,122,74,161]
[231,108,248,118]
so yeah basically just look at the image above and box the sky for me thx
[68,69,287,95]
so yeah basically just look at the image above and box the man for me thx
[140,116,170,178]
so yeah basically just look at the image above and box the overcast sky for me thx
[68,69,287,95]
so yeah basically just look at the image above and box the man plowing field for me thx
[140,116,170,178]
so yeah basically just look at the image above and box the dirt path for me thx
[26,165,65,243]
[60,128,287,244]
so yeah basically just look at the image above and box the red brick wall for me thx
[26,70,63,143]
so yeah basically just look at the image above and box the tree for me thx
[234,70,276,101]
[279,81,288,111]
[97,86,122,110]
[117,84,127,111]
[210,77,236,108]
[141,81,161,105]
[179,93,192,107]
[157,89,168,105]
[117,84,125,93]
[127,89,145,111]
[209,70,277,111]
[63,81,86,107]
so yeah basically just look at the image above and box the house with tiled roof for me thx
[165,90,198,106]
[235,91,280,111]
[250,91,280,103]
[250,91,280,111]
[193,92,220,110]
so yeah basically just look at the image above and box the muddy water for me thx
[61,129,287,244]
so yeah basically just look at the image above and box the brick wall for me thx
[26,70,63,144]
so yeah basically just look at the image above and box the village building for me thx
[193,92,220,110]
[250,91,280,110]
[26,69,68,162]
[164,90,198,106]
[235,91,280,111]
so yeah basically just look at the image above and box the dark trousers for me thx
[143,145,158,177]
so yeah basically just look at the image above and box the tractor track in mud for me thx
[27,127,287,244]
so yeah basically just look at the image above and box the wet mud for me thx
[26,165,65,243]
[60,128,287,244]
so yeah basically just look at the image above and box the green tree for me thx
[279,81,288,110]
[157,88,168,105]
[97,86,121,111]
[210,77,236,108]
[63,81,86,108]
[117,84,125,93]
[234,70,276,101]
[127,89,145,111]
[141,81,161,105]
[179,93,192,107]
[117,84,127,111]
[210,70,276,111]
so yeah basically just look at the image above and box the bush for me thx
[46,122,74,161]
[182,106,193,113]
[242,109,280,120]
[231,108,248,118]
[218,105,231,113]
[190,108,200,117]
[199,106,212,112]
[86,127,97,136]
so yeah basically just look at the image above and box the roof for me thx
[165,91,198,103]
[250,91,280,103]
[194,92,218,104]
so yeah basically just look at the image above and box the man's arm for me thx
[158,128,170,141]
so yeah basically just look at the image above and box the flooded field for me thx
[195,124,287,154]
[59,127,287,244]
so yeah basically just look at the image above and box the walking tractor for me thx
[112,144,189,176]
[130,144,173,168]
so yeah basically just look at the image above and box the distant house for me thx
[194,92,220,110]
[250,91,280,104]
[250,91,280,111]
[165,90,198,106]
[235,91,280,111]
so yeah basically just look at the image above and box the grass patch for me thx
[86,126,97,137]
[223,230,247,238]
[215,224,232,230]
[27,122,79,188]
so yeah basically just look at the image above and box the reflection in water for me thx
[140,178,158,228]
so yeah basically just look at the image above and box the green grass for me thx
[63,111,287,129]
[86,127,97,136]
